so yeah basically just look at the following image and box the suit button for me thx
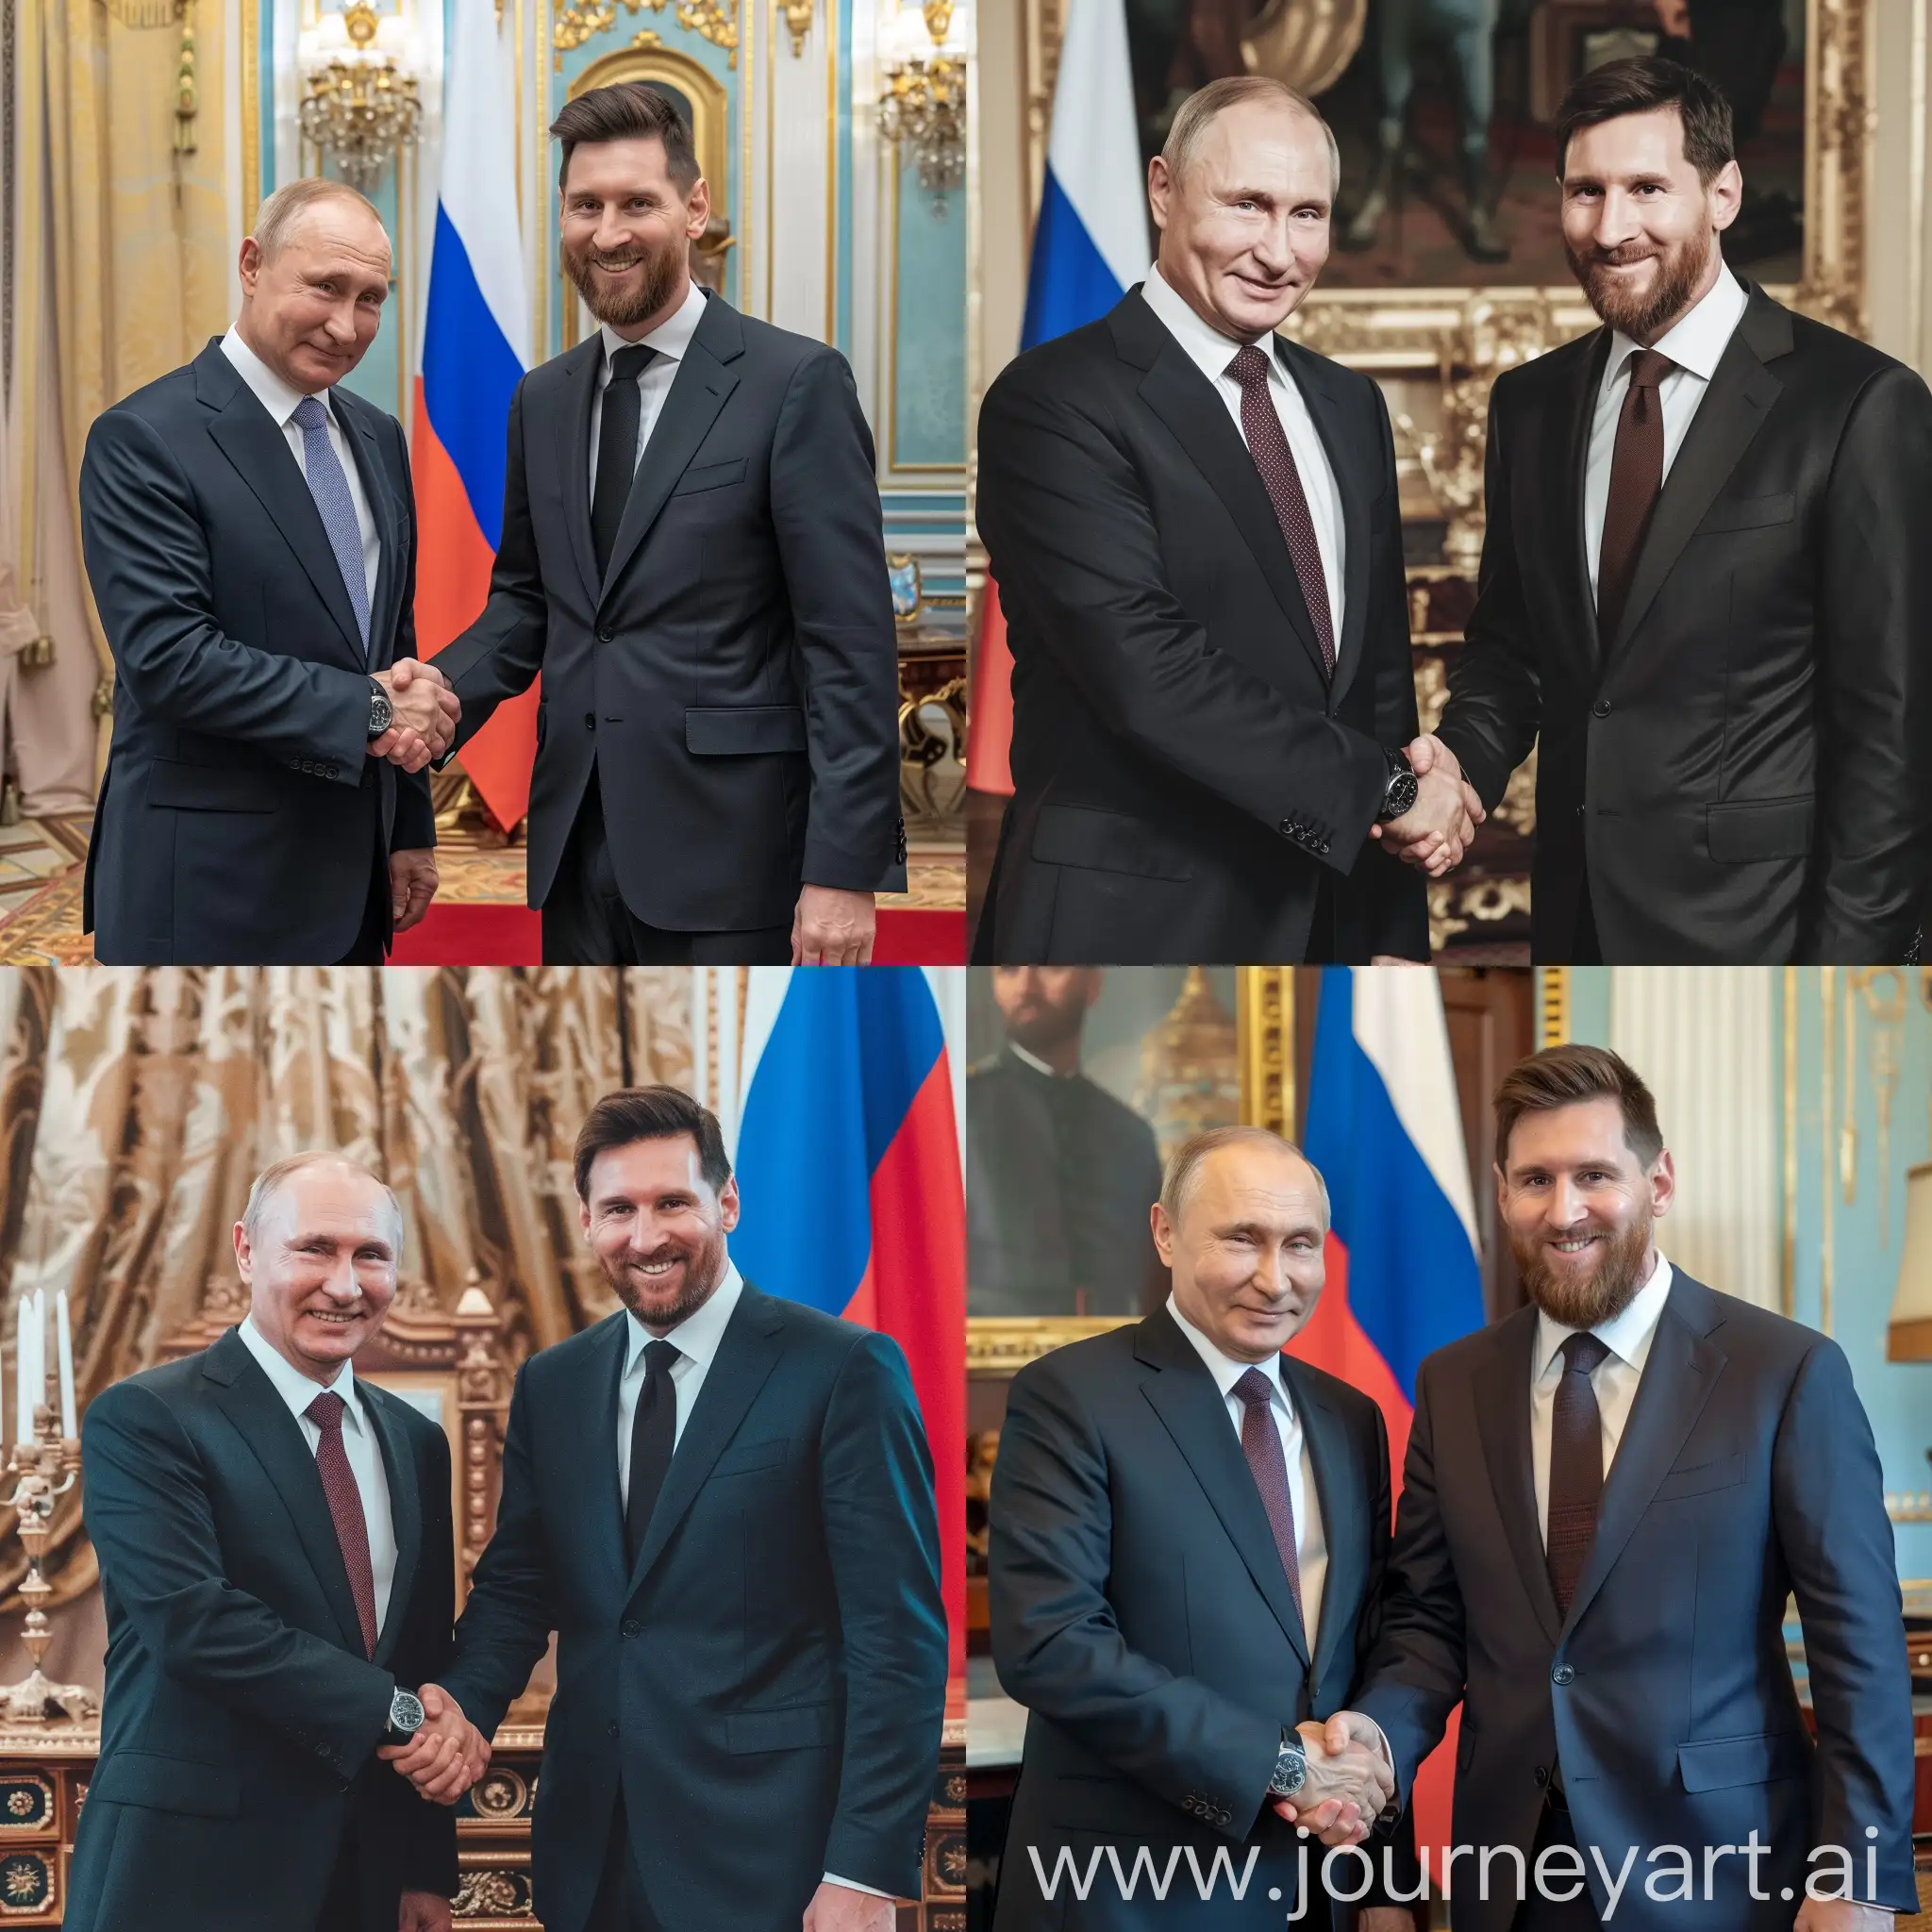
[1278,820,1293,837]
[1535,1766,1549,1786]
[621,1619,641,1639]
[1591,699,1611,718]
[1217,1807,1231,1825]
[325,765,339,780]
[1552,1663,1575,1685]
[597,625,614,643]
[608,1720,620,1738]
[585,712,596,731]
[313,1741,331,1758]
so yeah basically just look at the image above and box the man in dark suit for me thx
[968,967,1168,1316]
[385,1086,947,1932]
[1393,58,1932,961]
[68,1153,475,1932]
[79,178,460,965]
[974,75,1474,966]
[988,1126,1401,1929]
[1300,1045,1918,1931]
[423,83,904,966]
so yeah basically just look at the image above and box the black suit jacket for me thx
[1438,275,1932,962]
[1351,1270,1918,1931]
[66,1328,457,1932]
[966,1046,1168,1316]
[436,1285,948,1932]
[988,1308,1399,1930]
[974,287,1427,965]
[79,340,434,964]
[433,292,906,933]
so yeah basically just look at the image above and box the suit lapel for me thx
[1135,1310,1310,1667]
[1472,1308,1563,1647]
[359,1384,422,1670]
[625,1283,785,1599]
[1561,1275,1726,1637]
[196,345,368,668]
[201,1328,369,1657]
[1562,329,1613,669]
[1606,289,1788,666]
[569,1312,633,1597]
[598,294,743,604]
[558,336,605,608]
[1281,1355,1363,1688]
[1282,340,1371,708]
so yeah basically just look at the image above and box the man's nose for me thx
[319,1260,362,1301]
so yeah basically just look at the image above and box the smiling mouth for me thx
[632,1257,684,1278]
[303,1308,365,1324]
[1549,1233,1604,1255]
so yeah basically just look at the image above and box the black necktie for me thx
[1545,1331,1610,1617]
[1596,348,1674,646]
[591,343,659,583]
[625,1338,680,1565]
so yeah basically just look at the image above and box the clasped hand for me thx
[378,1683,490,1805]
[1268,1711,1394,1848]
[366,659,461,775]
[1369,735,1486,877]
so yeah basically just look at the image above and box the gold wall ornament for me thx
[778,0,814,56]
[1136,967,1240,1165]
[1241,0,1363,96]
[877,3,966,208]
[1237,966,1294,1140]
[96,0,199,158]
[555,0,739,65]
[297,1,425,193]
[1427,874,1532,952]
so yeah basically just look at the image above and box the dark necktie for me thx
[1595,348,1675,646]
[1232,1367,1305,1625]
[1226,344,1336,677]
[591,343,660,583]
[625,1339,681,1564]
[1545,1331,1610,1618]
[306,1391,378,1657]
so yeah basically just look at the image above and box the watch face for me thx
[1386,771,1419,819]
[391,1690,425,1735]
[1270,1744,1307,1797]
[369,690,394,739]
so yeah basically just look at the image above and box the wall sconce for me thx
[297,0,425,192]
[875,0,967,211]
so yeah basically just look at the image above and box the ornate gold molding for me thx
[966,1316,1136,1374]
[1540,968,1570,1049]
[554,0,738,67]
[1238,966,1295,1139]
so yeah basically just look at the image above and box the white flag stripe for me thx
[439,0,530,366]
[1043,0,1148,294]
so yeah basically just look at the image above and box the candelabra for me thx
[875,0,967,209]
[1,1402,92,1728]
[298,1,425,194]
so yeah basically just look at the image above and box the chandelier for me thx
[298,1,425,193]
[875,0,967,210]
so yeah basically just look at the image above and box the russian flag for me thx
[1295,967,1485,1863]
[724,968,968,1680]
[411,0,536,831]
[967,0,1145,796]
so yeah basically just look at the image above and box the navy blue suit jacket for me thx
[79,339,435,963]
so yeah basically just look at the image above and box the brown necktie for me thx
[1544,1332,1609,1618]
[1232,1367,1305,1626]
[307,1391,378,1657]
[1226,345,1336,676]
[1595,348,1674,646]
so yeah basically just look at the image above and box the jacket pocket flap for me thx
[1677,1731,1808,1792]
[1707,796,1813,863]
[1652,1451,1744,1501]
[713,1437,791,1475]
[1030,805,1194,882]
[672,457,749,496]
[146,760,283,814]
[1697,491,1795,535]
[89,1751,242,1816]
[726,1704,834,1754]
[685,706,808,756]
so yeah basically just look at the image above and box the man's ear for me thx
[1150,1201,1174,1268]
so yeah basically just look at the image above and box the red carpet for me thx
[389,904,964,966]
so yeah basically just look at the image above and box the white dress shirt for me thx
[1140,263,1347,658]
[221,327,380,613]
[237,1314,398,1637]
[1166,1293,1329,1657]
[1530,1250,1674,1546]
[587,278,709,501]
[1583,267,1749,599]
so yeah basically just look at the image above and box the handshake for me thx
[1369,734,1487,879]
[1270,1710,1396,1849]
[379,1684,491,1806]
[366,659,462,775]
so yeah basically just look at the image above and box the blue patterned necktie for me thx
[291,392,372,655]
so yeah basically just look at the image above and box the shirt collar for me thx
[1165,1291,1291,1412]
[599,277,708,376]
[221,325,333,431]
[237,1312,366,1430]
[1005,1040,1073,1080]
[1533,1250,1674,1384]
[1141,263,1285,394]
[624,1259,744,1374]
[1604,265,1748,395]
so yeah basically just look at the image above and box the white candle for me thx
[17,1291,41,1446]
[55,1290,75,1440]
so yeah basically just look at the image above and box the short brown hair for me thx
[1493,1044,1663,1170]
[1159,1124,1331,1227]
[550,83,700,194]
[573,1086,730,1201]
[1554,56,1735,184]
[1161,75,1341,200]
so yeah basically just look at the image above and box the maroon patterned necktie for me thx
[1226,344,1336,677]
[307,1390,378,1657]
[1595,348,1675,645]
[1233,1368,1305,1624]
[1545,1332,1610,1618]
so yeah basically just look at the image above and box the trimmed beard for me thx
[1565,220,1713,342]
[605,1232,726,1329]
[1513,1211,1654,1329]
[562,229,686,330]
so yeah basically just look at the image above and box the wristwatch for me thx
[1267,1727,1307,1799]
[382,1687,425,1746]
[1376,745,1419,822]
[367,678,394,741]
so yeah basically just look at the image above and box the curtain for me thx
[0,967,698,1618]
